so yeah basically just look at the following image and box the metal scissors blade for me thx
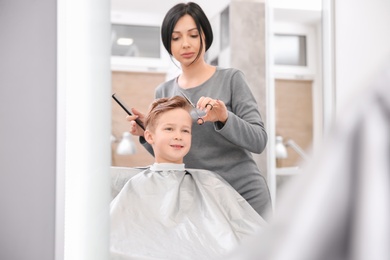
[180,91,196,108]
[178,90,204,125]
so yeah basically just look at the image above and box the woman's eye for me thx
[172,37,179,41]
[191,34,199,38]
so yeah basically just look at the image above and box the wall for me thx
[0,0,112,259]
[0,0,56,259]
[57,0,111,259]
[111,71,166,167]
[275,79,313,167]
[333,0,390,113]
[230,0,268,179]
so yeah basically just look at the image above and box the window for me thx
[273,34,307,66]
[111,24,160,58]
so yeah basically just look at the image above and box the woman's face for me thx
[170,14,205,67]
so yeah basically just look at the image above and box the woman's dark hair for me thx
[161,2,213,64]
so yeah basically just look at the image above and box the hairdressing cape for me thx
[110,163,266,260]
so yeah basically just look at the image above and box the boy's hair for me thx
[161,2,213,63]
[144,96,192,131]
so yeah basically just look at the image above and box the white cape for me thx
[110,163,266,260]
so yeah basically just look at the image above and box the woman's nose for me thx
[182,37,190,48]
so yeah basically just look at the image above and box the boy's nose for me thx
[174,132,182,140]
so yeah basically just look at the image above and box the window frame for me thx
[110,11,170,72]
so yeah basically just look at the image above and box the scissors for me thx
[178,90,205,125]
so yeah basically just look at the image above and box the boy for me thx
[110,96,266,260]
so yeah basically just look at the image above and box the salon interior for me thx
[1,0,390,259]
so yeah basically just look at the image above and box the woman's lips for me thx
[181,52,194,58]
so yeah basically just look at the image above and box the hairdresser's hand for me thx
[197,96,228,124]
[126,108,145,136]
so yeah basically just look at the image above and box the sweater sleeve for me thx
[214,70,268,154]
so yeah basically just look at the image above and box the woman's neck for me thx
[178,61,216,89]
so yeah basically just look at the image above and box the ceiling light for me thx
[117,38,134,46]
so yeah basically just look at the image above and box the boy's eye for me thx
[164,127,173,131]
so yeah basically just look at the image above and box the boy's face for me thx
[145,108,192,164]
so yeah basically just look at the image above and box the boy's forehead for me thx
[157,108,192,124]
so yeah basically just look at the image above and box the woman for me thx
[128,2,271,218]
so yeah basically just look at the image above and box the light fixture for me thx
[275,136,288,159]
[115,132,136,155]
[285,139,308,161]
[110,134,116,143]
[117,37,134,46]
[275,135,308,161]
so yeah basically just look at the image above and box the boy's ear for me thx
[144,129,154,144]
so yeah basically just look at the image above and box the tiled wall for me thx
[275,79,313,167]
[111,71,166,167]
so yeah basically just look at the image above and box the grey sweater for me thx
[143,67,271,218]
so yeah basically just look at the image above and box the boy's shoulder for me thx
[186,168,229,184]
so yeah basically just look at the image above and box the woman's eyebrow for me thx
[173,28,198,34]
